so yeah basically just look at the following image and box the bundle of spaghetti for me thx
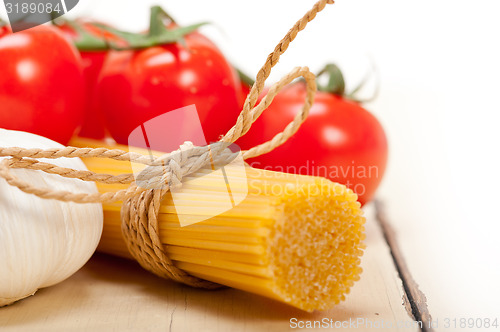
[72,138,365,312]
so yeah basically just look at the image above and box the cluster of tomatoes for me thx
[0,9,387,205]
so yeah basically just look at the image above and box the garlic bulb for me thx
[0,129,103,307]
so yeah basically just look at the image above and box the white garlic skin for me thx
[0,129,103,306]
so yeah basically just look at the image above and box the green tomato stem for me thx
[52,18,110,52]
[316,63,346,96]
[316,63,380,103]
[149,6,171,38]
[93,6,209,51]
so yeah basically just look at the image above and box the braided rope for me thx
[0,0,334,288]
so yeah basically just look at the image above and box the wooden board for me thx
[0,204,421,332]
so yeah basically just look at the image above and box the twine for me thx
[0,0,333,288]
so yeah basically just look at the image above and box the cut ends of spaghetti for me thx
[267,177,365,311]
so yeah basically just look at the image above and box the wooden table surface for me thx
[0,204,421,332]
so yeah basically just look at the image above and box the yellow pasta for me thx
[72,138,365,312]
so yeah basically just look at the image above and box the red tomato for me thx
[96,30,242,147]
[0,24,85,145]
[238,83,388,205]
[57,21,123,140]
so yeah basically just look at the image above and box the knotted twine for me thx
[0,0,333,289]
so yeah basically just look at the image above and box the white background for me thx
[3,0,499,327]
